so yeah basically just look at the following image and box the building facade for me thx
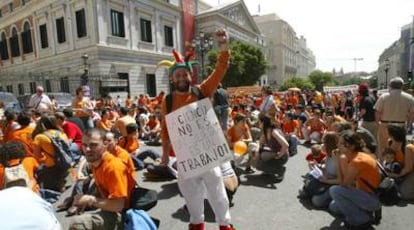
[253,13,315,87]
[194,0,266,84]
[0,0,182,97]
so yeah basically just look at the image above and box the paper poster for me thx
[166,98,233,179]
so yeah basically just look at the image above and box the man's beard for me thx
[175,81,190,92]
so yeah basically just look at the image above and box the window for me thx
[22,0,27,6]
[56,17,66,43]
[10,28,20,57]
[29,82,36,94]
[0,33,8,60]
[6,85,13,93]
[18,84,25,95]
[140,18,152,42]
[110,10,125,37]
[60,77,70,93]
[45,79,51,92]
[164,25,173,47]
[39,24,48,48]
[75,9,87,38]
[8,3,13,13]
[22,22,33,54]
[146,74,156,97]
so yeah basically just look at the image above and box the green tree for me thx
[308,70,335,91]
[341,77,364,86]
[205,41,267,87]
[278,77,314,91]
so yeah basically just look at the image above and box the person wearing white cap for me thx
[28,86,53,112]
[374,77,414,158]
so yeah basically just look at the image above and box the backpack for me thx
[361,161,401,206]
[165,86,205,113]
[124,209,158,230]
[43,131,74,171]
[3,159,32,189]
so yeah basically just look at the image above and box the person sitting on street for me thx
[0,141,39,193]
[382,147,402,174]
[66,128,136,229]
[329,130,381,229]
[303,109,326,145]
[119,123,161,170]
[305,144,327,170]
[282,111,299,156]
[142,114,161,144]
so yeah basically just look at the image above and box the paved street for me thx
[140,143,414,230]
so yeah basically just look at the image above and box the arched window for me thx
[10,27,20,57]
[0,32,8,60]
[22,22,33,54]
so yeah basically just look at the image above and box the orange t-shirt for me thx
[96,119,112,132]
[227,124,250,144]
[32,130,69,167]
[146,119,159,130]
[111,146,136,178]
[0,157,40,193]
[125,99,132,108]
[10,125,35,157]
[349,152,381,194]
[161,51,230,142]
[92,152,135,209]
[72,97,92,118]
[282,120,299,134]
[395,151,405,166]
[119,136,139,154]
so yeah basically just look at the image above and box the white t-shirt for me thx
[29,93,52,111]
[0,187,61,229]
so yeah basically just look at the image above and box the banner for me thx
[166,98,233,179]
[323,85,358,94]
[181,0,197,84]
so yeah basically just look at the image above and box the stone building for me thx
[0,0,182,98]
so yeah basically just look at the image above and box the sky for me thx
[203,0,414,73]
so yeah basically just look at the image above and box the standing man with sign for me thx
[159,28,235,230]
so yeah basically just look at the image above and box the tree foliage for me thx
[308,70,335,91]
[205,41,267,87]
[278,77,314,91]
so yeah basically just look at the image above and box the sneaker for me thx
[244,167,255,174]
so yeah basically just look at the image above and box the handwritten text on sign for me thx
[166,98,232,179]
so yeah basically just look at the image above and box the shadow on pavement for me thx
[171,200,217,223]
[320,217,376,230]
[240,167,286,189]
[157,182,180,200]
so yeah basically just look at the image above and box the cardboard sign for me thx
[165,98,233,179]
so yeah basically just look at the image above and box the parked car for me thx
[17,94,32,109]
[47,92,73,111]
[0,92,24,113]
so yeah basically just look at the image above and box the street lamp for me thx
[384,59,390,89]
[81,53,89,85]
[192,31,213,80]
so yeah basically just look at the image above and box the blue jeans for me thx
[70,143,81,162]
[286,134,298,155]
[131,149,161,170]
[329,185,381,225]
[80,117,94,129]
[214,105,228,131]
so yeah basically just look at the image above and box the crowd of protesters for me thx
[1,53,414,230]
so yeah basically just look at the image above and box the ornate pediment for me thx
[222,5,247,27]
